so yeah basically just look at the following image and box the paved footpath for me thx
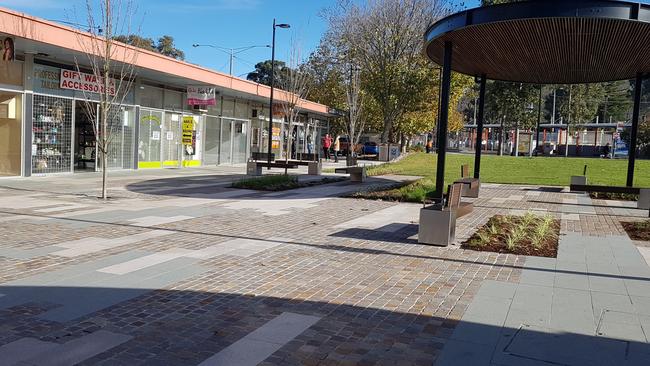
[0,167,648,365]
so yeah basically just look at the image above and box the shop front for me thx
[137,108,203,169]
[31,63,136,175]
[0,56,24,177]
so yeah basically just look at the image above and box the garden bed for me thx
[346,179,436,203]
[621,220,650,241]
[589,191,638,201]
[462,213,560,257]
[231,175,345,191]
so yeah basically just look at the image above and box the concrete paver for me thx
[0,166,648,365]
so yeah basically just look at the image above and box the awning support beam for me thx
[435,41,453,201]
[474,75,486,179]
[627,73,644,187]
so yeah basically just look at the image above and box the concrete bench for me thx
[570,184,650,212]
[418,183,474,246]
[288,160,322,175]
[246,161,298,176]
[335,166,367,182]
[250,152,275,162]
[454,164,480,198]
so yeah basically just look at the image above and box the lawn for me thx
[358,153,650,202]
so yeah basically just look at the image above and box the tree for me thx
[323,0,447,143]
[345,61,364,158]
[74,0,139,200]
[113,34,154,51]
[484,81,539,155]
[247,60,288,86]
[113,34,184,60]
[156,35,185,60]
[279,44,310,174]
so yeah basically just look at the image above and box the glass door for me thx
[182,114,202,167]
[220,117,232,164]
[162,112,181,168]
[232,119,248,164]
[138,109,163,168]
[204,115,220,165]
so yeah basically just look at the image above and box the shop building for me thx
[0,8,331,177]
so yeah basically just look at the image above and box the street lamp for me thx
[192,44,270,75]
[267,19,290,169]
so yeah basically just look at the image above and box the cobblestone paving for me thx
[0,168,648,365]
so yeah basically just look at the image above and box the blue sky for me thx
[0,0,478,77]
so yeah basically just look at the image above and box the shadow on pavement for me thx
[0,286,648,365]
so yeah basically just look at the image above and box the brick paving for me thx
[0,167,648,365]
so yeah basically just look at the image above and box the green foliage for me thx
[232,175,299,191]
[246,60,289,86]
[359,152,650,201]
[156,35,184,60]
[114,34,184,60]
[484,81,540,129]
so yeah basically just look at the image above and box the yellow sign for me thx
[182,116,195,146]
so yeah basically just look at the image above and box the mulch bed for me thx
[621,221,650,241]
[589,192,638,201]
[462,214,561,258]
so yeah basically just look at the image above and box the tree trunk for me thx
[102,150,108,200]
[381,115,391,143]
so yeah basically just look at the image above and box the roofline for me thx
[425,0,650,45]
[0,6,331,116]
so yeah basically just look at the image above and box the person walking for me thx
[333,135,341,163]
[426,139,432,154]
[322,134,332,161]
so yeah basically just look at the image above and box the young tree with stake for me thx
[74,0,139,200]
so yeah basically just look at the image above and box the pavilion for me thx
[424,0,650,201]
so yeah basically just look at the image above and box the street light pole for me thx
[192,44,270,76]
[266,19,290,169]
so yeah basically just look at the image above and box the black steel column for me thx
[435,41,453,202]
[536,85,543,153]
[627,73,644,187]
[474,75,486,179]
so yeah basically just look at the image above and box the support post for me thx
[474,75,486,179]
[536,85,542,152]
[435,41,453,202]
[627,73,644,187]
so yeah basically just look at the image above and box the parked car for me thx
[363,141,379,155]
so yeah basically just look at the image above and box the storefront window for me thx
[32,95,72,174]
[139,85,163,109]
[182,114,202,167]
[138,109,163,168]
[0,92,22,176]
[100,105,135,170]
[235,100,248,119]
[222,98,235,117]
[204,115,220,165]
[0,60,23,87]
[164,89,183,110]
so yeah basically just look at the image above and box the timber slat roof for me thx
[425,0,650,83]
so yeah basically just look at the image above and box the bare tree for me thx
[279,43,311,175]
[73,0,139,200]
[345,61,364,160]
[323,0,446,143]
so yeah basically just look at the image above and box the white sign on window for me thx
[187,85,216,106]
[152,131,161,140]
[59,69,116,96]
[166,131,174,140]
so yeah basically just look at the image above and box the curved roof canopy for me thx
[424,0,650,84]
